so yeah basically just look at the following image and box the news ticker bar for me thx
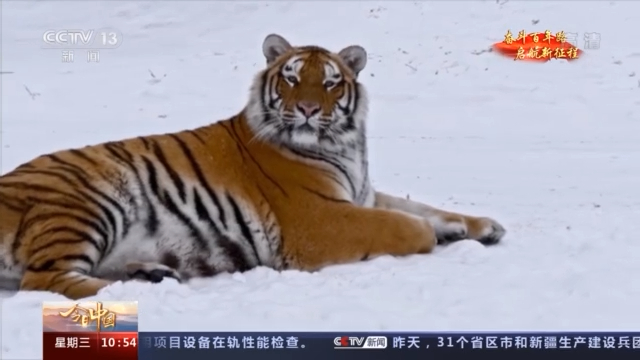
[147,332,639,360]
[43,331,640,360]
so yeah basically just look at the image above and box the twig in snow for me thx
[24,85,40,100]
[147,69,166,85]
[405,63,417,72]
[471,47,494,56]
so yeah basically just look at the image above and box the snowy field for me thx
[1,0,640,358]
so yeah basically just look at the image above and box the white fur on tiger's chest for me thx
[345,150,374,207]
[308,143,374,207]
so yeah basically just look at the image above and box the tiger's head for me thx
[245,34,369,151]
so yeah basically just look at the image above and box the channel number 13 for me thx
[101,32,118,46]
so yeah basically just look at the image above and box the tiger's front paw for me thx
[435,216,505,245]
[466,217,506,245]
[126,262,183,283]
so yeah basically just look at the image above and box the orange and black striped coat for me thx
[0,33,505,299]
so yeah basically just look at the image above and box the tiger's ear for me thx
[262,34,293,64]
[338,45,367,76]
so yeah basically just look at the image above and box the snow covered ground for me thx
[1,0,639,358]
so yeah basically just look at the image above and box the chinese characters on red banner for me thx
[494,30,585,62]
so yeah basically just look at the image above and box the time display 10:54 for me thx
[101,336,137,348]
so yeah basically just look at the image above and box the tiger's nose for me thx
[296,101,321,118]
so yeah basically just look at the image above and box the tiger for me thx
[0,34,505,300]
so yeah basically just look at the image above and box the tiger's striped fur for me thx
[0,34,505,299]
